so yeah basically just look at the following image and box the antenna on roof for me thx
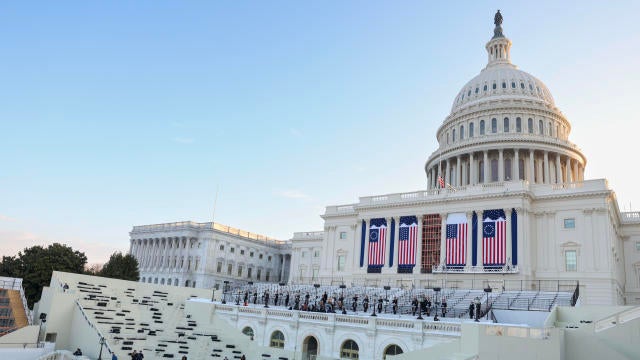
[212,185,220,225]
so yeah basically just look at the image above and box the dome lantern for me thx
[485,10,513,68]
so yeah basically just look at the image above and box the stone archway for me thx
[302,335,319,360]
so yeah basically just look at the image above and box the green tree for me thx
[0,243,88,308]
[99,252,139,281]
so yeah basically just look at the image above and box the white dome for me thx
[450,64,555,114]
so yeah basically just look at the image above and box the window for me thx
[460,125,464,140]
[266,271,271,281]
[257,269,261,280]
[339,231,347,239]
[247,268,252,278]
[548,121,553,136]
[312,268,319,280]
[480,120,485,135]
[270,331,285,348]
[259,254,263,259]
[479,161,484,182]
[383,345,403,360]
[219,245,224,250]
[240,250,245,255]
[242,327,254,338]
[230,248,235,253]
[341,340,359,359]
[467,90,471,96]
[338,255,346,271]
[469,122,474,137]
[475,87,479,94]
[314,250,320,258]
[491,159,498,182]
[539,120,544,135]
[452,128,456,142]
[636,242,640,251]
[491,118,497,133]
[516,117,521,132]
[528,118,533,133]
[302,251,307,258]
[237,266,243,277]
[268,256,272,261]
[484,85,487,91]
[565,250,577,272]
[505,158,512,180]
[493,83,497,89]
[503,117,509,133]
[227,264,233,275]
[502,82,506,89]
[511,81,516,88]
[446,132,450,144]
[250,252,254,257]
[563,218,575,229]
[520,82,525,89]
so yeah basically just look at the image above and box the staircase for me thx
[7,290,29,328]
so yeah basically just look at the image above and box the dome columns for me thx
[426,148,585,189]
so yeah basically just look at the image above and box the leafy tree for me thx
[0,243,87,308]
[99,252,139,281]
[84,263,103,276]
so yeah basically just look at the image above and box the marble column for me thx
[469,152,475,185]
[456,156,461,187]
[573,161,579,183]
[543,151,550,184]
[555,154,562,184]
[498,149,504,182]
[483,151,489,184]
[415,215,423,274]
[529,149,535,184]
[514,149,519,181]
[445,158,451,186]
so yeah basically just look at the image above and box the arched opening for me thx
[340,339,359,359]
[383,344,403,359]
[270,330,285,349]
[302,336,319,359]
[242,327,254,340]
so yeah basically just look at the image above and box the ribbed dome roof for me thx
[450,64,555,114]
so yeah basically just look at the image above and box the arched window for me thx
[483,85,487,91]
[460,125,464,140]
[503,117,509,133]
[141,277,145,283]
[452,129,456,142]
[519,159,525,180]
[502,82,506,89]
[270,331,285,348]
[475,87,479,94]
[491,118,497,133]
[469,122,474,137]
[528,118,533,133]
[383,345,403,360]
[539,120,544,135]
[174,278,179,286]
[491,159,499,182]
[160,278,165,285]
[492,83,497,89]
[516,117,522,132]
[548,121,552,136]
[505,158,512,181]
[185,280,190,287]
[468,90,471,96]
[154,278,158,284]
[446,132,450,144]
[480,120,485,135]
[242,327,254,339]
[341,340,359,359]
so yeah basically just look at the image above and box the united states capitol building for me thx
[129,11,640,308]
[2,11,639,360]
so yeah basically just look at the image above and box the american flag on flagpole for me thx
[483,210,507,265]
[446,213,467,265]
[438,175,445,189]
[398,216,417,266]
[368,218,387,266]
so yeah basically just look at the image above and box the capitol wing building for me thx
[130,13,640,307]
[291,14,640,307]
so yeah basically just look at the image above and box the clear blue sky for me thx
[1,1,639,264]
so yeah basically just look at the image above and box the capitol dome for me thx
[424,11,586,190]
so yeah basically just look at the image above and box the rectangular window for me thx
[259,254,263,259]
[240,250,245,255]
[339,231,347,239]
[247,268,252,278]
[312,268,319,280]
[469,122,475,137]
[266,271,270,282]
[636,242,640,251]
[250,252,254,257]
[219,245,224,250]
[230,248,235,253]
[301,251,307,258]
[227,264,233,275]
[565,250,577,272]
[504,118,509,133]
[314,250,320,258]
[238,266,243,277]
[337,255,346,271]
[257,269,261,280]
[216,262,222,273]
[563,218,575,229]
[268,256,272,261]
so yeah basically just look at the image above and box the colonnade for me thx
[130,236,198,271]
[426,148,584,189]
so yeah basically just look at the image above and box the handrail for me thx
[73,301,114,355]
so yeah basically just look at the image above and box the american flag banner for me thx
[446,213,467,266]
[368,218,387,267]
[398,216,418,266]
[482,209,507,265]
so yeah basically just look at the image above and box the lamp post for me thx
[371,295,377,317]
[313,284,320,308]
[97,336,105,360]
[37,313,47,346]
[484,286,493,320]
[339,284,347,314]
[383,285,390,313]
[433,287,441,321]
[222,280,229,304]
